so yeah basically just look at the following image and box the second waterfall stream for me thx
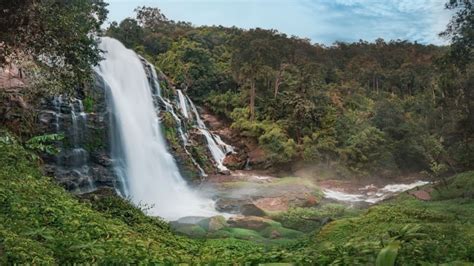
[95,37,217,220]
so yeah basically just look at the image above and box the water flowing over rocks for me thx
[33,37,237,200]
[36,77,115,193]
[94,37,217,220]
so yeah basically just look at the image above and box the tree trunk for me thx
[250,79,256,121]
[376,76,379,94]
[274,64,287,98]
[274,75,281,98]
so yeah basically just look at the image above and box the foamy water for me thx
[323,180,429,204]
[96,37,218,220]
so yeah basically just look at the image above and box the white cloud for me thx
[105,0,452,45]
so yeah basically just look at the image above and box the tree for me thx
[232,29,285,120]
[135,6,169,30]
[156,39,217,97]
[440,0,473,68]
[107,19,144,50]
[438,0,474,169]
[1,0,108,91]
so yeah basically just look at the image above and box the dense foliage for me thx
[1,131,473,264]
[1,1,473,264]
[107,4,473,178]
[0,0,108,92]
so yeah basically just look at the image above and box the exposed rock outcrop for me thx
[36,74,117,193]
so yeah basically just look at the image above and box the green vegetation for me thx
[1,0,108,93]
[271,204,359,232]
[0,132,279,263]
[293,172,474,264]
[1,0,473,264]
[1,132,474,264]
[161,112,213,177]
[107,3,473,177]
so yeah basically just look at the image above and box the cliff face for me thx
[32,67,220,194]
[1,60,236,195]
[36,74,117,193]
[0,64,26,89]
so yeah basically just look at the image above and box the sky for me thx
[105,0,453,45]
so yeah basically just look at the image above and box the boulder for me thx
[90,152,113,167]
[240,203,266,216]
[198,215,227,232]
[247,147,267,167]
[303,195,319,207]
[409,190,432,201]
[173,224,206,238]
[172,216,207,225]
[269,229,282,239]
[215,198,250,213]
[227,215,276,231]
[223,154,244,170]
[253,197,289,212]
[90,165,115,187]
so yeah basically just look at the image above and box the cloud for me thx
[105,0,452,45]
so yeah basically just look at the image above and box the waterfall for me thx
[177,89,190,119]
[95,37,216,220]
[146,63,188,145]
[52,96,95,193]
[145,63,206,177]
[185,93,234,172]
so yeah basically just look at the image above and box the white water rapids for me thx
[184,92,234,172]
[95,37,217,220]
[323,180,429,204]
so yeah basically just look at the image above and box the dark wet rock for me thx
[34,73,117,193]
[240,203,266,217]
[215,198,251,213]
[90,152,113,167]
[43,164,57,176]
[90,165,115,187]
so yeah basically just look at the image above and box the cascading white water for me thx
[146,63,189,145]
[177,89,189,119]
[323,180,430,204]
[185,94,233,172]
[145,64,207,177]
[95,37,216,220]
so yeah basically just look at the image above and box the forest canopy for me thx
[106,3,473,178]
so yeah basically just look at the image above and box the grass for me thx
[270,203,360,232]
[1,130,473,264]
[293,172,474,264]
[0,131,277,264]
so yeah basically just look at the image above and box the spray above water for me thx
[95,37,217,220]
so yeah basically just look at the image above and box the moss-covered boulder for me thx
[198,215,228,232]
[174,224,207,238]
[228,216,279,231]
